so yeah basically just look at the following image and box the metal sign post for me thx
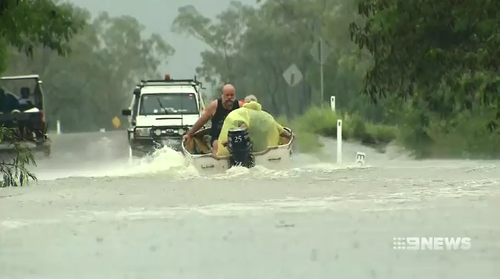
[310,38,331,105]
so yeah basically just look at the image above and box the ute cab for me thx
[122,74,205,157]
[0,74,50,156]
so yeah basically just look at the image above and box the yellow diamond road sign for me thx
[112,116,121,128]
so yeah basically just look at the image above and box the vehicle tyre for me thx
[130,148,145,159]
[41,138,52,158]
[43,147,51,157]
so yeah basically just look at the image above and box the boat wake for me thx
[26,131,375,182]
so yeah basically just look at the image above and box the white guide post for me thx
[337,119,342,164]
[56,120,61,134]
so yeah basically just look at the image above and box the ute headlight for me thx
[154,129,162,136]
[134,127,150,136]
[178,128,185,134]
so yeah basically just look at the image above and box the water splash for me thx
[32,131,382,181]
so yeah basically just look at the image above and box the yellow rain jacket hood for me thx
[217,101,284,156]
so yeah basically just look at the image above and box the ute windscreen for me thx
[139,93,198,115]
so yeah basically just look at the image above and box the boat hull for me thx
[182,127,294,173]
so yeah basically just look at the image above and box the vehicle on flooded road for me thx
[122,74,206,158]
[0,74,51,157]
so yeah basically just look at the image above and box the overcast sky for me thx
[69,0,256,79]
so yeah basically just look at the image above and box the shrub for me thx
[278,106,398,153]
[0,127,37,187]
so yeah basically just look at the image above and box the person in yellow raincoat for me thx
[216,95,292,157]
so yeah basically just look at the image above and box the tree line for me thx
[1,0,174,133]
[172,0,379,119]
[0,0,174,186]
[2,0,498,141]
[173,0,500,158]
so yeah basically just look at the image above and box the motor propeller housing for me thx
[227,127,254,168]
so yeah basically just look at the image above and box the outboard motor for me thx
[227,127,254,168]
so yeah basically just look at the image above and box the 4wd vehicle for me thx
[122,74,205,157]
[0,74,51,156]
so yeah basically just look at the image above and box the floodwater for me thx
[0,131,499,279]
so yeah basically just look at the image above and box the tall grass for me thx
[277,106,398,153]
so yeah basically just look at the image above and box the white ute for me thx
[121,74,205,157]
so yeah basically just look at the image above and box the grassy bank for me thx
[277,106,398,153]
[281,106,500,159]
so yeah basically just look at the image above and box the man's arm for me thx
[186,100,217,136]
[276,121,292,138]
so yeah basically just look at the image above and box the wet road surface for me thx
[0,131,499,279]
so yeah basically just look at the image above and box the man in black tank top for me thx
[183,84,240,154]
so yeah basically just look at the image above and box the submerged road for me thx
[0,131,499,279]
